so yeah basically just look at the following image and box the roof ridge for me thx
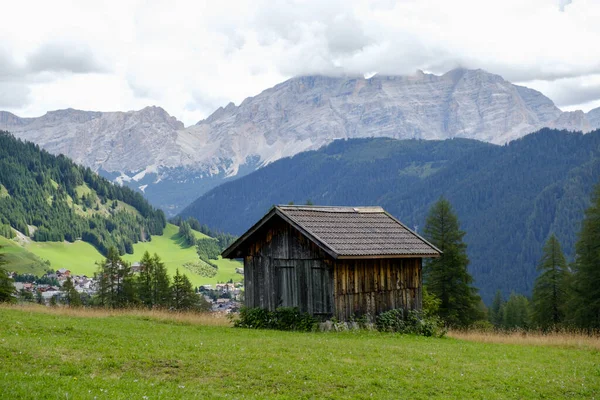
[277,205,384,213]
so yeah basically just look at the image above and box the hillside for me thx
[180,129,600,303]
[3,69,600,214]
[0,131,166,256]
[2,224,241,286]
[0,236,48,275]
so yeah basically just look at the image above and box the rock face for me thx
[1,68,599,214]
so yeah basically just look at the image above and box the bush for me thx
[233,307,317,332]
[375,308,446,337]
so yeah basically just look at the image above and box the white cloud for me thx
[1,0,599,125]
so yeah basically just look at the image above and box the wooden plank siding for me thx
[332,258,422,321]
[242,215,422,321]
[243,216,334,316]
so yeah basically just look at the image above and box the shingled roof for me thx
[221,205,441,259]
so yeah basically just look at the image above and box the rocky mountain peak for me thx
[2,68,600,215]
[41,108,102,124]
[135,106,184,130]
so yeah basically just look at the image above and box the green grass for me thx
[1,306,599,399]
[0,236,48,275]
[25,240,103,276]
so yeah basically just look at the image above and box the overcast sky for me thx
[1,0,599,126]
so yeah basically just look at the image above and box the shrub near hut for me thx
[233,306,317,332]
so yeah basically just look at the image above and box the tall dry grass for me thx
[448,329,600,350]
[0,303,232,327]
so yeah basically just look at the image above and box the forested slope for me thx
[0,131,166,255]
[181,129,600,302]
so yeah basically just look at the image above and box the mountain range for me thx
[2,68,599,214]
[179,129,600,303]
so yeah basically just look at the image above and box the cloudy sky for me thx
[1,0,599,126]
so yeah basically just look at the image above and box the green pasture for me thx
[0,307,598,399]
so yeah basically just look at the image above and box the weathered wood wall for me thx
[243,216,334,316]
[243,215,422,321]
[333,258,422,321]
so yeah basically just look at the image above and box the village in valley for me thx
[8,267,243,313]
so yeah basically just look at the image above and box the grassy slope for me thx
[1,307,598,399]
[25,241,103,276]
[121,224,240,286]
[0,236,47,275]
[18,224,240,285]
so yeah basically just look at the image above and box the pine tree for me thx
[489,290,505,327]
[423,197,482,327]
[0,247,15,303]
[502,293,531,329]
[532,234,569,329]
[94,246,135,308]
[569,183,600,329]
[137,251,154,307]
[137,252,170,308]
[152,254,171,307]
[171,269,198,311]
[61,276,81,307]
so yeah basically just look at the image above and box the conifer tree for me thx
[532,234,569,329]
[137,251,154,307]
[94,246,135,308]
[423,197,482,327]
[137,251,170,308]
[502,293,531,329]
[569,183,600,329]
[152,253,171,307]
[171,269,198,311]
[489,290,505,327]
[61,276,81,307]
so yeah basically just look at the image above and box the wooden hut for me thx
[221,205,441,321]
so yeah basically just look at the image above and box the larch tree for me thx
[423,197,482,327]
[94,246,135,308]
[502,293,532,329]
[489,290,505,328]
[137,251,155,308]
[532,234,569,329]
[152,253,171,307]
[137,251,170,308]
[569,183,600,329]
[171,269,198,311]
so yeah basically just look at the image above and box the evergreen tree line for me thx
[423,184,600,331]
[92,248,210,311]
[0,131,166,256]
[487,184,600,330]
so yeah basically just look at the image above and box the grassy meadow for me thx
[25,240,103,276]
[3,223,241,286]
[1,305,599,399]
[0,236,47,275]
